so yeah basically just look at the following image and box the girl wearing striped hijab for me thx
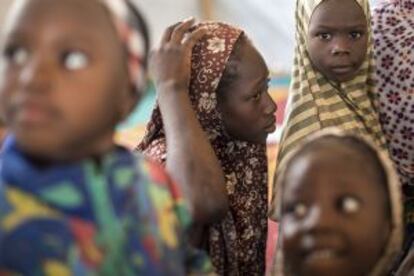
[0,0,212,274]
[270,0,387,218]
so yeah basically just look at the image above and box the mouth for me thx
[330,65,354,75]
[264,116,276,133]
[305,248,342,261]
[12,100,56,126]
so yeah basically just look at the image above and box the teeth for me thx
[308,250,337,260]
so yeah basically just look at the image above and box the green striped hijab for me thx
[271,0,387,218]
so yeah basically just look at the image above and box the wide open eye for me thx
[4,45,29,66]
[339,196,361,215]
[349,31,363,40]
[293,202,308,218]
[62,50,89,71]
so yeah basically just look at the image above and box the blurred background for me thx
[0,0,385,270]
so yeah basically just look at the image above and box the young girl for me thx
[0,0,212,274]
[270,0,387,219]
[275,129,402,276]
[138,21,277,275]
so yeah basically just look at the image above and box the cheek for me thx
[354,39,368,63]
[0,72,16,120]
[307,42,327,69]
[281,218,302,253]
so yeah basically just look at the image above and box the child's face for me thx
[0,0,135,161]
[218,39,277,144]
[307,0,368,83]
[281,146,390,276]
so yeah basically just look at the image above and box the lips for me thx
[12,99,56,126]
[330,65,354,75]
[305,248,343,261]
[264,116,276,133]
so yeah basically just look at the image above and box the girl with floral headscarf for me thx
[0,0,212,274]
[138,20,276,275]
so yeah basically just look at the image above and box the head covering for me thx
[373,0,414,192]
[99,0,148,95]
[271,0,387,217]
[272,128,403,276]
[137,22,268,275]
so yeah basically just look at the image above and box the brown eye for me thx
[340,196,361,214]
[318,33,332,40]
[62,50,89,71]
[252,92,261,101]
[349,31,362,40]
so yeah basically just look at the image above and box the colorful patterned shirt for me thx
[0,140,213,275]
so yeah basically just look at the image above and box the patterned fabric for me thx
[100,0,147,95]
[372,0,414,232]
[270,0,387,218]
[272,128,403,276]
[0,138,213,275]
[137,22,268,275]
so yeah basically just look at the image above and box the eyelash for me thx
[349,31,363,40]
[317,33,332,40]
[316,31,364,41]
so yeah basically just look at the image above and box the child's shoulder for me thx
[133,152,182,199]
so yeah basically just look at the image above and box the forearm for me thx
[157,81,228,225]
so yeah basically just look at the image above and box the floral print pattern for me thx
[137,22,268,275]
[373,0,414,235]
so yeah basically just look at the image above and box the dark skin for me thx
[150,19,228,225]
[151,20,276,226]
[218,36,277,144]
[282,141,390,276]
[0,0,135,163]
[307,0,368,83]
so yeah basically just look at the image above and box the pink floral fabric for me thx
[137,22,268,275]
[373,0,414,186]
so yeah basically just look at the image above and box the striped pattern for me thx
[277,0,387,167]
[271,0,388,215]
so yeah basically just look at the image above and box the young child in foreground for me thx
[0,0,212,275]
[274,128,402,276]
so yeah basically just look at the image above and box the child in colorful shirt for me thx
[0,0,212,275]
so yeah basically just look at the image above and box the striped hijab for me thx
[271,0,387,215]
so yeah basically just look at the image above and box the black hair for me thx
[125,0,150,69]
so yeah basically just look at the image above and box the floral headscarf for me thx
[100,0,148,95]
[137,22,268,275]
[272,128,403,276]
[373,0,414,204]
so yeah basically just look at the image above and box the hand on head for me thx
[149,18,208,91]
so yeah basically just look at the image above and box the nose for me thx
[303,204,337,232]
[331,37,350,56]
[19,54,52,94]
[263,91,277,115]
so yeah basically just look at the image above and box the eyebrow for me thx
[313,24,367,30]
